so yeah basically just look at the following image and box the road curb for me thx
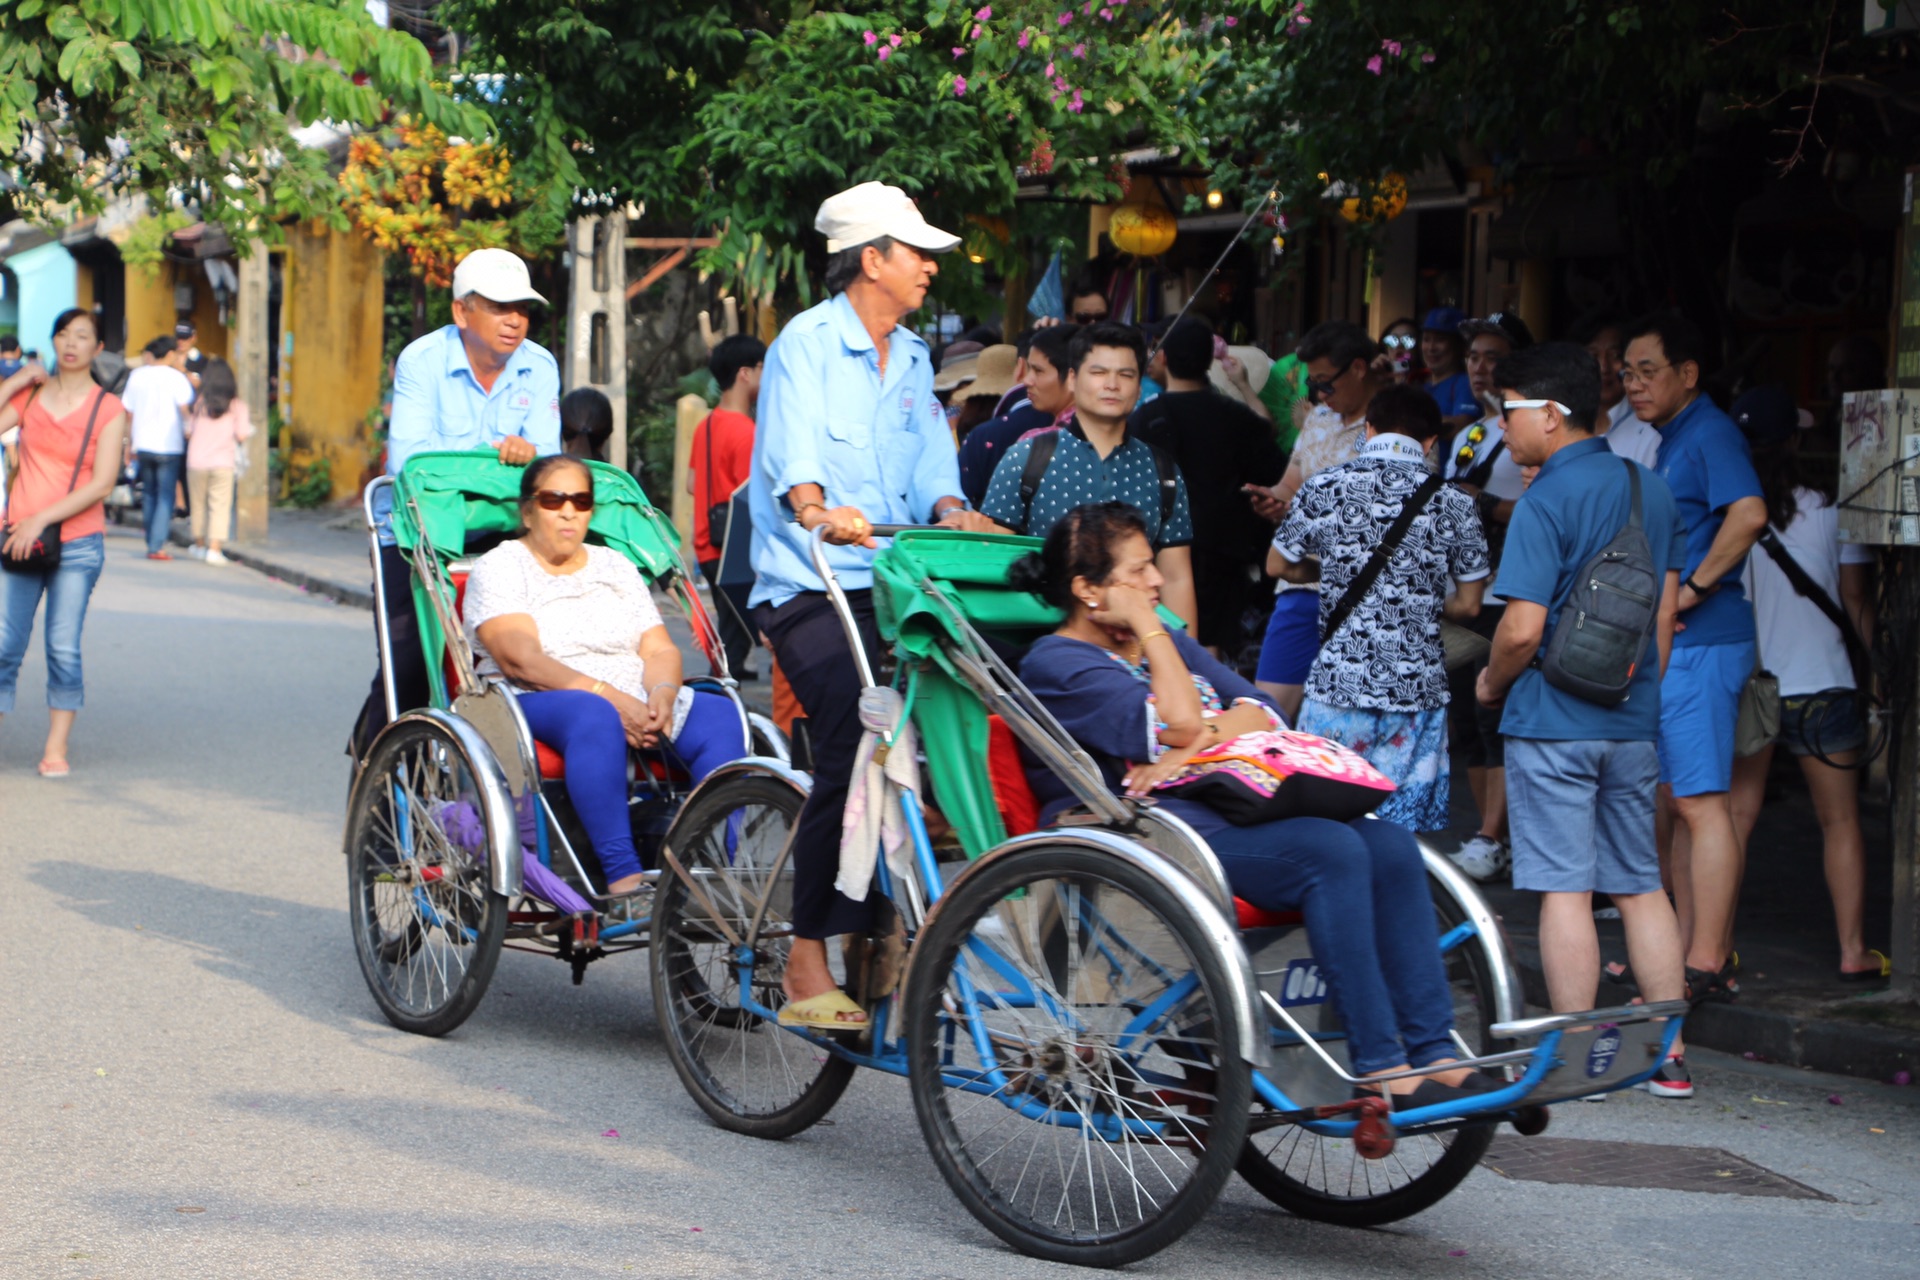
[164,525,373,611]
[1505,933,1918,1083]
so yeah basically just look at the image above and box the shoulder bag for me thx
[3,386,106,575]
[1151,728,1397,824]
[1751,528,1881,762]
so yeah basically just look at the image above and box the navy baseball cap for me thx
[1421,306,1466,333]
[1460,311,1535,349]
[1731,385,1800,447]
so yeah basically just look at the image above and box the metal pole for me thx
[232,244,270,544]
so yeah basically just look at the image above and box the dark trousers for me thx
[349,542,432,760]
[754,589,883,940]
[1447,602,1507,770]
[700,558,757,678]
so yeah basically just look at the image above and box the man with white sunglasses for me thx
[1475,341,1695,1099]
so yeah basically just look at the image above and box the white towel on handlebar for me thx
[837,686,920,902]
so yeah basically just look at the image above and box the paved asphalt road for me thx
[4,529,1918,1279]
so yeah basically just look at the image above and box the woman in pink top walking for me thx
[0,308,130,777]
[183,357,253,565]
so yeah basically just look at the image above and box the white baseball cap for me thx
[451,248,548,305]
[815,181,961,254]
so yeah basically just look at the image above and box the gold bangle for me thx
[588,680,606,697]
[1140,629,1170,644]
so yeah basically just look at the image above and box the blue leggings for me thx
[517,688,746,885]
[1206,817,1456,1075]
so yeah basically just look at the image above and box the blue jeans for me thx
[137,451,185,555]
[0,532,107,713]
[517,687,746,885]
[1206,816,1456,1075]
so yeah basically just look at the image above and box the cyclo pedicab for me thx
[644,524,1690,1267]
[343,452,786,1035]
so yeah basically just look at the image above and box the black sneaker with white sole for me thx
[1645,1055,1694,1099]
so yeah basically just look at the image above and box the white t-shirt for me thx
[1444,414,1527,602]
[463,540,693,736]
[1742,489,1873,696]
[1603,399,1661,468]
[121,364,195,454]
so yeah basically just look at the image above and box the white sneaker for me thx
[185,545,206,560]
[204,549,231,566]
[1449,834,1510,882]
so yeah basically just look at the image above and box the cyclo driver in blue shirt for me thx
[748,183,1004,1031]
[349,248,562,762]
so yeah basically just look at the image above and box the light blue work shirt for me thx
[373,324,562,542]
[747,293,964,607]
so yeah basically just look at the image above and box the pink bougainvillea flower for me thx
[1068,89,1085,112]
[955,76,968,96]
[889,33,902,47]
[1366,55,1383,74]
[877,45,892,60]
[1224,14,1237,25]
[1072,42,1086,57]
[1045,60,1055,75]
[1382,39,1402,55]
[1058,11,1073,25]
[1421,51,1437,63]
[976,5,992,19]
[862,30,876,45]
[1100,7,1113,18]
[972,23,983,38]
[954,46,966,57]
[1018,29,1031,47]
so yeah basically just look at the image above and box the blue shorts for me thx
[1505,737,1662,894]
[1780,691,1868,759]
[1255,589,1321,684]
[1657,640,1753,797]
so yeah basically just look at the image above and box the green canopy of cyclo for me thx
[391,450,683,578]
[873,530,1063,859]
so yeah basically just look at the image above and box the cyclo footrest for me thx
[1489,999,1689,1105]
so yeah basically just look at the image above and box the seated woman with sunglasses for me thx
[463,456,747,898]
[1010,502,1492,1111]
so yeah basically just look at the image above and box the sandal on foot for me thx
[37,759,70,778]
[1684,962,1739,1005]
[1838,950,1891,983]
[777,988,868,1032]
[1601,959,1639,994]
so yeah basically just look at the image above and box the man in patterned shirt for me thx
[1271,384,1490,830]
[982,321,1199,636]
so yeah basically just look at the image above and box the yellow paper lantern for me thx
[1339,173,1408,224]
[1108,203,1177,257]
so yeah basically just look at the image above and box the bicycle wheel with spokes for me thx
[346,717,507,1037]
[650,770,856,1138]
[1236,877,1502,1226]
[904,843,1253,1267]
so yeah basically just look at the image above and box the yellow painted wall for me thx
[284,222,386,500]
[123,262,175,355]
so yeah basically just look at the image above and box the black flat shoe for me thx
[1359,1078,1493,1116]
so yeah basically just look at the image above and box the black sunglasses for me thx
[1071,309,1109,324]
[533,488,595,512]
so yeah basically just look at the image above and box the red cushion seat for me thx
[1234,900,1304,930]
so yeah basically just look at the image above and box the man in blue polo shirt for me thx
[980,321,1199,636]
[1478,342,1693,1097]
[1625,312,1767,1006]
[747,182,997,1034]
[348,248,562,760]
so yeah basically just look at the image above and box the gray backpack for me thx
[1537,460,1661,706]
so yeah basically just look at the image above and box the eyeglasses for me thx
[1071,310,1108,324]
[1382,333,1417,351]
[1454,421,1489,467]
[1619,362,1674,388]
[1502,398,1570,415]
[533,489,595,512]
[1306,364,1352,400]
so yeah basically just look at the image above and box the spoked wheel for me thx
[1236,876,1503,1226]
[650,771,856,1138]
[904,844,1253,1268]
[346,717,508,1037]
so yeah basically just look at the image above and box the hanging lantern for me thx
[1108,203,1177,257]
[962,214,1010,265]
[1339,172,1408,224]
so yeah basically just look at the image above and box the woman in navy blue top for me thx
[1010,502,1489,1109]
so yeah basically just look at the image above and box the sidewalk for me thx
[202,504,1917,1083]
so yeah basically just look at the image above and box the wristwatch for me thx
[1683,574,1715,596]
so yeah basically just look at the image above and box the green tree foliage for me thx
[0,0,492,240]
[440,1,1224,304]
